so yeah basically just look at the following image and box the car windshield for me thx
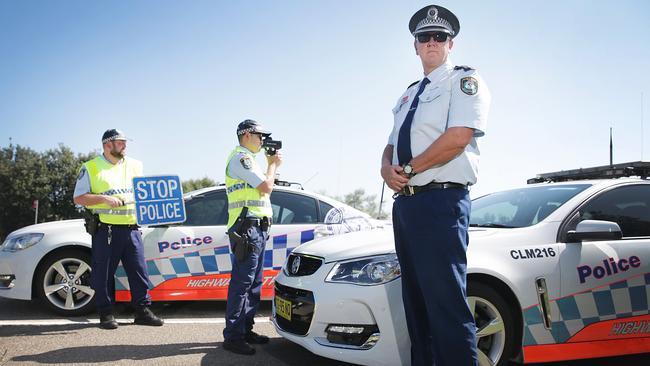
[470,184,591,228]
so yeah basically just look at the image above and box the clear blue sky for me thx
[1,0,649,205]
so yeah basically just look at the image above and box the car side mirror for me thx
[566,220,623,242]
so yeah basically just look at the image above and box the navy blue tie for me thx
[397,77,430,166]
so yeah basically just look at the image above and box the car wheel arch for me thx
[32,244,92,299]
[467,273,524,364]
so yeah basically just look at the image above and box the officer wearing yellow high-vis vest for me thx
[73,129,163,330]
[222,120,282,355]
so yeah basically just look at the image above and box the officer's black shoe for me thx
[223,339,256,355]
[99,314,118,330]
[245,331,269,344]
[134,307,164,326]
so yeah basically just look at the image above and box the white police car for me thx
[273,163,650,365]
[0,182,385,316]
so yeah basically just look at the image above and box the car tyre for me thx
[468,281,518,366]
[35,249,95,316]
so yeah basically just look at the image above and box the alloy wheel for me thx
[42,257,95,312]
[469,295,506,366]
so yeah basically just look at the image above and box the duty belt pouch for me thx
[82,209,100,236]
[227,207,250,262]
[260,216,270,233]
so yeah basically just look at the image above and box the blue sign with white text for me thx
[133,175,186,226]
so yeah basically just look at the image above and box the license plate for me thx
[275,295,292,321]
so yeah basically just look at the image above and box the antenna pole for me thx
[610,127,613,166]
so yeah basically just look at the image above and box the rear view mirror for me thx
[566,220,622,242]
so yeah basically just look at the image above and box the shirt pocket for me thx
[418,88,442,104]
[415,87,449,134]
[392,99,407,115]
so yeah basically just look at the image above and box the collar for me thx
[101,153,124,165]
[423,58,453,85]
[237,145,257,156]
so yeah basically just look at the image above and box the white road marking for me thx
[0,318,272,326]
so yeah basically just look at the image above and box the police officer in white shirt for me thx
[380,5,490,366]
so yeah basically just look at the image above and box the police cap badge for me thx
[409,5,460,38]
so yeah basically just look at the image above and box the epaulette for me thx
[407,80,419,89]
[454,65,474,72]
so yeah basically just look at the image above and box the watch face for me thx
[404,164,413,174]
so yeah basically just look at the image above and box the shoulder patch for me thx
[240,155,252,170]
[454,65,474,72]
[460,77,478,95]
[407,80,419,89]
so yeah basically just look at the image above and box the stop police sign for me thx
[133,175,186,226]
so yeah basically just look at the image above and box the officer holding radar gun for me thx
[73,129,164,330]
[223,119,282,355]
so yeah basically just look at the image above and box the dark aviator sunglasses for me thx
[416,32,450,43]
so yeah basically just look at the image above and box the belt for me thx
[99,222,140,230]
[394,181,467,197]
[243,216,272,230]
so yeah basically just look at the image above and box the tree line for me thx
[0,144,94,241]
[0,143,387,242]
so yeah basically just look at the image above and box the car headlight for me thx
[325,254,401,286]
[1,233,44,252]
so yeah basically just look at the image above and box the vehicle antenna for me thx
[642,92,645,161]
[378,182,386,219]
[304,172,318,185]
[610,127,613,166]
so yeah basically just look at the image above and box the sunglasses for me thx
[416,32,450,43]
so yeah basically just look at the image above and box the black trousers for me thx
[392,188,478,366]
[91,224,151,315]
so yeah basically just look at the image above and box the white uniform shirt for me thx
[388,59,491,186]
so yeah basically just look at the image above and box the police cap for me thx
[236,119,271,137]
[101,129,129,144]
[409,5,460,38]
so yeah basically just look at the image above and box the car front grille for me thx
[274,282,315,335]
[285,254,322,276]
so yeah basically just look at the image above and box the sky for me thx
[1,0,649,210]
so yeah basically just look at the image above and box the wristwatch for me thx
[403,163,416,178]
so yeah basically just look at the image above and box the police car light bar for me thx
[218,180,304,189]
[274,179,304,190]
[527,161,650,184]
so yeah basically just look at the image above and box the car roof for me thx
[473,178,649,202]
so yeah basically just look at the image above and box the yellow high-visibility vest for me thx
[225,146,272,228]
[83,156,142,225]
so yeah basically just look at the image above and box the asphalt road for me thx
[0,297,648,366]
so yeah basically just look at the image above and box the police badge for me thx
[240,156,252,170]
[460,77,478,95]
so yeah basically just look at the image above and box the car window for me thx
[184,190,228,226]
[318,200,335,222]
[270,191,318,224]
[470,184,591,228]
[569,185,650,237]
